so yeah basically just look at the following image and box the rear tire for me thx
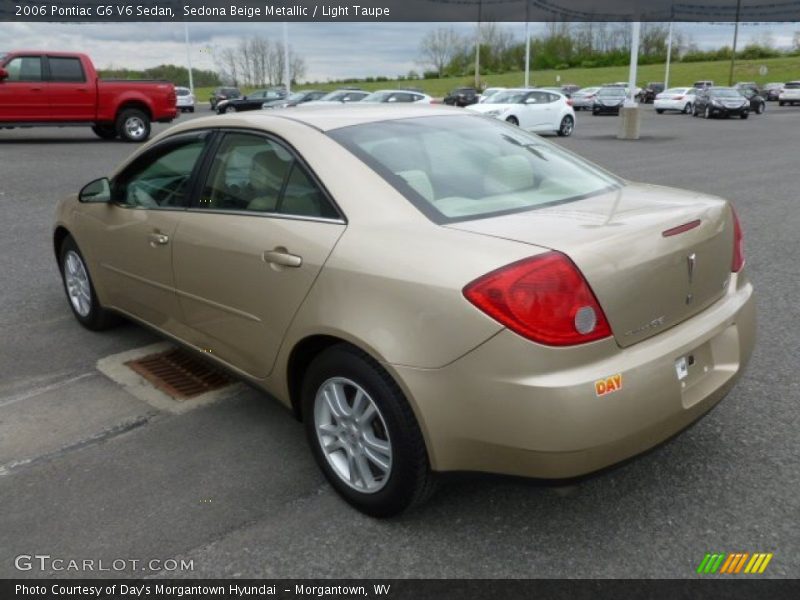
[656,109,665,114]
[302,344,436,517]
[755,102,765,115]
[59,235,119,331]
[704,106,712,119]
[91,124,117,140]
[557,115,574,137]
[779,101,786,106]
[506,116,519,126]
[683,103,692,114]
[116,108,151,143]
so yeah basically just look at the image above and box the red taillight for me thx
[731,205,745,273]
[463,252,612,346]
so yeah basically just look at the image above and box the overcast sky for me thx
[3,21,798,81]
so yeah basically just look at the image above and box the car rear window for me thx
[176,88,191,96]
[48,57,85,82]
[785,82,800,89]
[328,115,621,224]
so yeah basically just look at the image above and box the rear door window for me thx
[48,57,85,82]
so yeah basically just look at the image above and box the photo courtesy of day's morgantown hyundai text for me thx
[53,104,755,516]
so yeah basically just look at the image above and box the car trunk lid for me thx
[448,183,734,347]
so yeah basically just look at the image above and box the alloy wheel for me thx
[63,250,92,317]
[314,377,393,493]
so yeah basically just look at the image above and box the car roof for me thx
[177,104,466,132]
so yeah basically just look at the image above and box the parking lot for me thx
[1,104,798,578]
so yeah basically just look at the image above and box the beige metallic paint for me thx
[54,107,756,478]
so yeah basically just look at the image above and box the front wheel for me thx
[704,106,712,119]
[683,103,692,114]
[59,236,119,330]
[656,109,665,114]
[557,115,574,137]
[505,116,519,126]
[756,103,765,115]
[116,108,151,143]
[302,345,435,517]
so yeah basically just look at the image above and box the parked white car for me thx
[654,87,697,114]
[467,88,575,136]
[360,90,432,104]
[778,81,800,106]
[175,86,195,113]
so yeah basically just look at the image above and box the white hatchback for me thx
[175,86,195,113]
[467,88,576,137]
[778,82,800,106]
[654,87,697,114]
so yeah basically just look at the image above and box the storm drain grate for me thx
[126,348,233,400]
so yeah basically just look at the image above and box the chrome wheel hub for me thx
[314,377,392,493]
[64,250,91,317]
[125,116,146,140]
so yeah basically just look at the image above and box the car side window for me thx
[48,57,85,82]
[113,136,208,209]
[5,56,42,82]
[198,132,339,219]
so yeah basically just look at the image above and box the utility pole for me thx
[729,0,743,86]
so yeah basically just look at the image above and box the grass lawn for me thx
[192,55,800,105]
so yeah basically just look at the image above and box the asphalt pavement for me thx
[0,104,798,578]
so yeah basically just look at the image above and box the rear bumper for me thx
[394,273,755,479]
[654,99,690,111]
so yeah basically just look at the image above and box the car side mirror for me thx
[79,177,111,203]
[0,68,8,81]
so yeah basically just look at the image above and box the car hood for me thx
[447,183,734,347]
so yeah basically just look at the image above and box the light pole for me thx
[184,22,194,93]
[474,0,483,89]
[627,21,641,106]
[283,21,291,93]
[523,1,531,87]
[728,0,743,86]
[664,20,673,90]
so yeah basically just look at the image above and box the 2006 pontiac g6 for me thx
[54,105,755,516]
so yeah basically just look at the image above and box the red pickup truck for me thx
[0,51,177,142]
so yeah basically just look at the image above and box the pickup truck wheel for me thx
[91,124,117,140]
[116,109,151,143]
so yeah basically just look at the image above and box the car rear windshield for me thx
[785,82,800,89]
[328,115,622,224]
[599,88,626,96]
[176,88,191,96]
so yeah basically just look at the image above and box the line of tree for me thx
[418,23,800,79]
[98,64,220,88]
[214,36,307,87]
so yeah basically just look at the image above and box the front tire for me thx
[506,116,519,126]
[683,103,692,114]
[59,236,118,331]
[116,108,151,143]
[704,106,712,119]
[302,345,435,517]
[756,102,765,115]
[557,115,574,137]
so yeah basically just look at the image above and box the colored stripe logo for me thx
[697,552,773,574]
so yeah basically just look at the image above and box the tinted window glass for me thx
[199,133,293,213]
[280,164,338,219]
[329,115,621,224]
[114,138,206,208]
[5,56,42,82]
[199,132,337,219]
[48,57,85,82]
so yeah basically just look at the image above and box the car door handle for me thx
[147,233,170,246]
[263,248,302,268]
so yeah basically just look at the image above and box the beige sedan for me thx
[54,105,755,516]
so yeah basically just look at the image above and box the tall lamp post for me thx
[523,1,531,87]
[474,0,483,89]
[184,22,194,93]
[728,0,743,86]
